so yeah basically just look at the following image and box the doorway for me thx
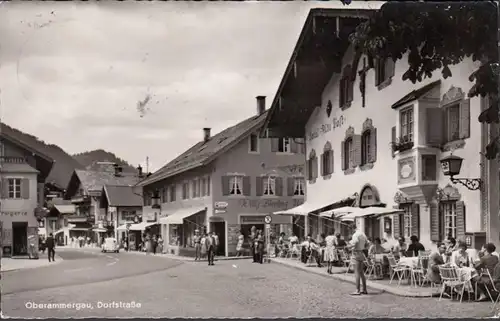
[210,222,226,256]
[12,222,28,256]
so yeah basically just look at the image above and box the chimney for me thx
[203,128,211,142]
[137,165,143,177]
[256,96,266,115]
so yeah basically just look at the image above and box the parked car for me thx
[101,237,119,253]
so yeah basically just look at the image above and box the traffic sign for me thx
[265,223,271,229]
[264,215,272,224]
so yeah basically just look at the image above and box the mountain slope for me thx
[1,123,85,189]
[73,149,137,172]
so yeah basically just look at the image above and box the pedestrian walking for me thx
[200,233,207,260]
[324,231,336,274]
[206,232,215,265]
[347,223,368,296]
[152,235,158,255]
[193,230,201,260]
[253,234,264,264]
[46,233,56,262]
[145,234,151,255]
[157,235,163,254]
[236,232,244,257]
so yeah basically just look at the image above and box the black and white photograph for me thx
[0,0,499,318]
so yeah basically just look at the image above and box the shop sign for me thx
[307,115,346,141]
[1,212,28,217]
[214,209,226,214]
[214,202,228,209]
[238,199,302,210]
[240,215,266,224]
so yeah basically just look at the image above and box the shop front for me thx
[160,207,207,256]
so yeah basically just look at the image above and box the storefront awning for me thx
[159,206,206,225]
[128,222,158,231]
[273,202,326,216]
[69,227,91,231]
[54,204,76,214]
[116,224,128,231]
[319,206,358,218]
[340,206,404,221]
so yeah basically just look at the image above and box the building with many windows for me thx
[263,7,499,250]
[137,96,306,257]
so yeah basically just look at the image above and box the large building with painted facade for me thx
[263,7,500,250]
[138,97,306,257]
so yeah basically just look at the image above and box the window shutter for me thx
[347,80,354,103]
[275,177,283,196]
[320,153,325,176]
[271,138,279,152]
[456,201,466,242]
[426,108,444,147]
[256,177,263,196]
[242,176,251,196]
[290,140,298,153]
[392,205,400,238]
[385,58,395,79]
[339,78,345,108]
[429,203,441,242]
[411,203,420,239]
[391,126,396,158]
[221,176,230,196]
[313,157,319,179]
[459,99,471,139]
[369,128,377,163]
[299,139,306,154]
[21,178,30,199]
[353,134,362,167]
[307,158,312,181]
[340,140,346,170]
[287,177,294,196]
[374,60,380,86]
[1,179,7,198]
[328,150,334,174]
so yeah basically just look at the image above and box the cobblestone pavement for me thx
[2,252,493,318]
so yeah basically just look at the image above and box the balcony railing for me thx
[391,135,414,153]
[0,156,27,164]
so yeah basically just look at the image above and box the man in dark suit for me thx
[206,232,215,266]
[45,233,56,262]
[255,234,265,264]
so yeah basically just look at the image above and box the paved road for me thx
[2,249,493,318]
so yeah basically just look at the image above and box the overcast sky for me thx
[0,1,370,172]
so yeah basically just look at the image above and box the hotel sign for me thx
[307,115,346,141]
[1,212,28,217]
[238,199,303,211]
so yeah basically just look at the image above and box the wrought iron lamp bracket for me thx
[449,176,482,191]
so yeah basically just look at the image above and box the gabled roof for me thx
[103,185,143,207]
[1,123,84,188]
[391,80,441,109]
[74,170,140,193]
[138,111,268,186]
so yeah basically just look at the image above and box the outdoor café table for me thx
[398,256,419,268]
[456,266,478,293]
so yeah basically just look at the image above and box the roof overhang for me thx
[261,8,377,139]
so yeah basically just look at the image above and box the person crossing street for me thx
[347,223,368,296]
[206,232,216,266]
[45,233,56,262]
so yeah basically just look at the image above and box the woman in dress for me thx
[324,232,336,274]
[236,232,244,257]
[451,241,470,267]
[200,233,207,259]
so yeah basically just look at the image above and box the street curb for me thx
[272,259,438,298]
[123,251,253,262]
[1,256,63,273]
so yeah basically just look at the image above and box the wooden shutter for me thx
[328,150,334,174]
[221,176,230,196]
[275,177,283,196]
[271,138,279,152]
[369,128,377,163]
[287,177,294,196]
[392,205,401,238]
[340,140,346,170]
[347,80,354,103]
[290,140,298,153]
[242,176,251,196]
[426,108,444,147]
[411,203,420,239]
[374,59,380,86]
[353,134,362,167]
[339,78,345,108]
[320,153,325,176]
[21,178,30,199]
[313,157,319,179]
[385,58,395,79]
[391,126,396,158]
[1,179,7,198]
[456,201,466,241]
[429,203,441,242]
[307,158,312,181]
[459,99,471,139]
[256,177,263,196]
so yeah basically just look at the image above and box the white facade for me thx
[304,44,486,250]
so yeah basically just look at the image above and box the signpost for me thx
[264,216,272,263]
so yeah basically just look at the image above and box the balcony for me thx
[391,136,414,153]
[0,156,27,164]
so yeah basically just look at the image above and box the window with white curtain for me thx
[263,176,276,196]
[229,176,243,195]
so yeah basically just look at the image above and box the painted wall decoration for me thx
[307,115,346,141]
[398,156,416,184]
[358,184,381,207]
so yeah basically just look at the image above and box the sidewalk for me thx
[123,250,252,262]
[273,257,440,298]
[1,255,63,272]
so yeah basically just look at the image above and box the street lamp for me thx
[439,154,482,191]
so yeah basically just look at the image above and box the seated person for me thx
[300,235,322,267]
[474,243,500,301]
[407,235,425,257]
[392,237,407,259]
[450,241,471,267]
[426,242,446,284]
[336,234,347,248]
[368,237,389,255]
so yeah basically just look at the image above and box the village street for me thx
[1,248,493,318]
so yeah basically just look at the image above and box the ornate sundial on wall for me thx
[398,157,416,182]
[326,100,332,118]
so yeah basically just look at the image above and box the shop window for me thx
[293,178,305,196]
[400,107,414,143]
[263,176,276,196]
[229,176,243,195]
[182,182,189,200]
[8,178,21,199]
[441,201,457,239]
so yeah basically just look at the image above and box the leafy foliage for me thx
[348,1,500,159]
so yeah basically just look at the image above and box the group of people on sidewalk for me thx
[141,234,163,254]
[193,229,220,265]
